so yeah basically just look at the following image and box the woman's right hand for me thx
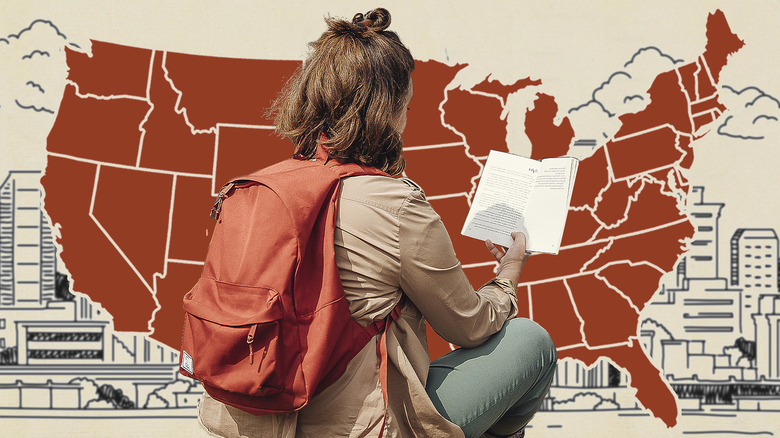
[485,232,530,287]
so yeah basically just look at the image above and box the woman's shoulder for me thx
[340,175,426,215]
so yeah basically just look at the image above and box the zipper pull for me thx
[210,182,235,220]
[247,324,257,364]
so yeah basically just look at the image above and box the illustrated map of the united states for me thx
[42,10,743,427]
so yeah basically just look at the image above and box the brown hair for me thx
[271,8,414,176]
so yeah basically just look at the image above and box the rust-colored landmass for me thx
[42,11,744,429]
[525,93,574,160]
[214,125,292,188]
[404,61,466,147]
[471,75,541,102]
[607,126,682,180]
[567,274,640,347]
[47,84,148,165]
[569,147,610,209]
[65,41,151,97]
[442,87,509,157]
[139,51,215,174]
[168,176,215,262]
[42,156,158,332]
[403,146,480,197]
[164,53,299,128]
[529,280,585,348]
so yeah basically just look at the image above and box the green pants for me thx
[426,318,557,438]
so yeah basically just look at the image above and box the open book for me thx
[461,150,578,254]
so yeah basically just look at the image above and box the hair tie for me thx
[352,13,373,29]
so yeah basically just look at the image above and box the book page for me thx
[524,157,577,253]
[461,150,539,248]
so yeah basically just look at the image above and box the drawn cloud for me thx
[717,85,780,140]
[567,47,682,143]
[0,19,73,176]
[0,19,70,113]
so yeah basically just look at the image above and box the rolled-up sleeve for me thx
[398,190,518,348]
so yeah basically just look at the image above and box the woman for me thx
[198,8,556,438]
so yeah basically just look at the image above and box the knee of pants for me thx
[503,318,557,367]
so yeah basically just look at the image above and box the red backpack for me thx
[180,146,401,415]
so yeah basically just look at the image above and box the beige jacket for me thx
[198,175,518,437]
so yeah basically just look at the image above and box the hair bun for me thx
[353,8,391,32]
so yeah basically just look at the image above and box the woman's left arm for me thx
[398,190,519,348]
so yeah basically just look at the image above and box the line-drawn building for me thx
[0,170,191,411]
[731,228,780,337]
[753,294,780,379]
[0,171,57,309]
[648,187,742,356]
[684,186,724,279]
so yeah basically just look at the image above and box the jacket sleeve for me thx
[398,189,518,348]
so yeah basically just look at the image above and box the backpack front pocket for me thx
[182,277,285,396]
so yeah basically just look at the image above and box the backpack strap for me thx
[364,297,404,437]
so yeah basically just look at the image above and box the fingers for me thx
[485,239,506,262]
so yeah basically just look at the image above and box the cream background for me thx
[2,0,779,436]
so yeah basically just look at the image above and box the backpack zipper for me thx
[247,323,258,364]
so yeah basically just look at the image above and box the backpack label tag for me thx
[181,350,194,374]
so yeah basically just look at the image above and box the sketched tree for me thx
[733,337,756,368]
[97,383,135,409]
[55,271,75,301]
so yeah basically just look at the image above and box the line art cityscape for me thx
[0,169,778,433]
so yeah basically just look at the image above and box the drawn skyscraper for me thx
[0,171,56,307]
[731,228,780,337]
[684,187,724,280]
[649,187,741,355]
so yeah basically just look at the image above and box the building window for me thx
[746,284,752,288]
[756,245,762,249]
[0,338,4,348]
[0,319,4,329]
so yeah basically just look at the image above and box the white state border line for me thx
[561,217,689,251]
[612,123,673,142]
[675,68,697,136]
[88,164,155,295]
[692,57,702,102]
[557,338,635,352]
[462,260,498,269]
[48,152,212,179]
[690,93,718,106]
[147,174,177,333]
[161,51,215,135]
[563,278,590,348]
[403,142,463,151]
[211,123,278,195]
[67,79,148,102]
[168,258,206,266]
[691,108,719,119]
[426,192,468,201]
[217,123,276,130]
[514,219,689,287]
[135,50,157,167]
